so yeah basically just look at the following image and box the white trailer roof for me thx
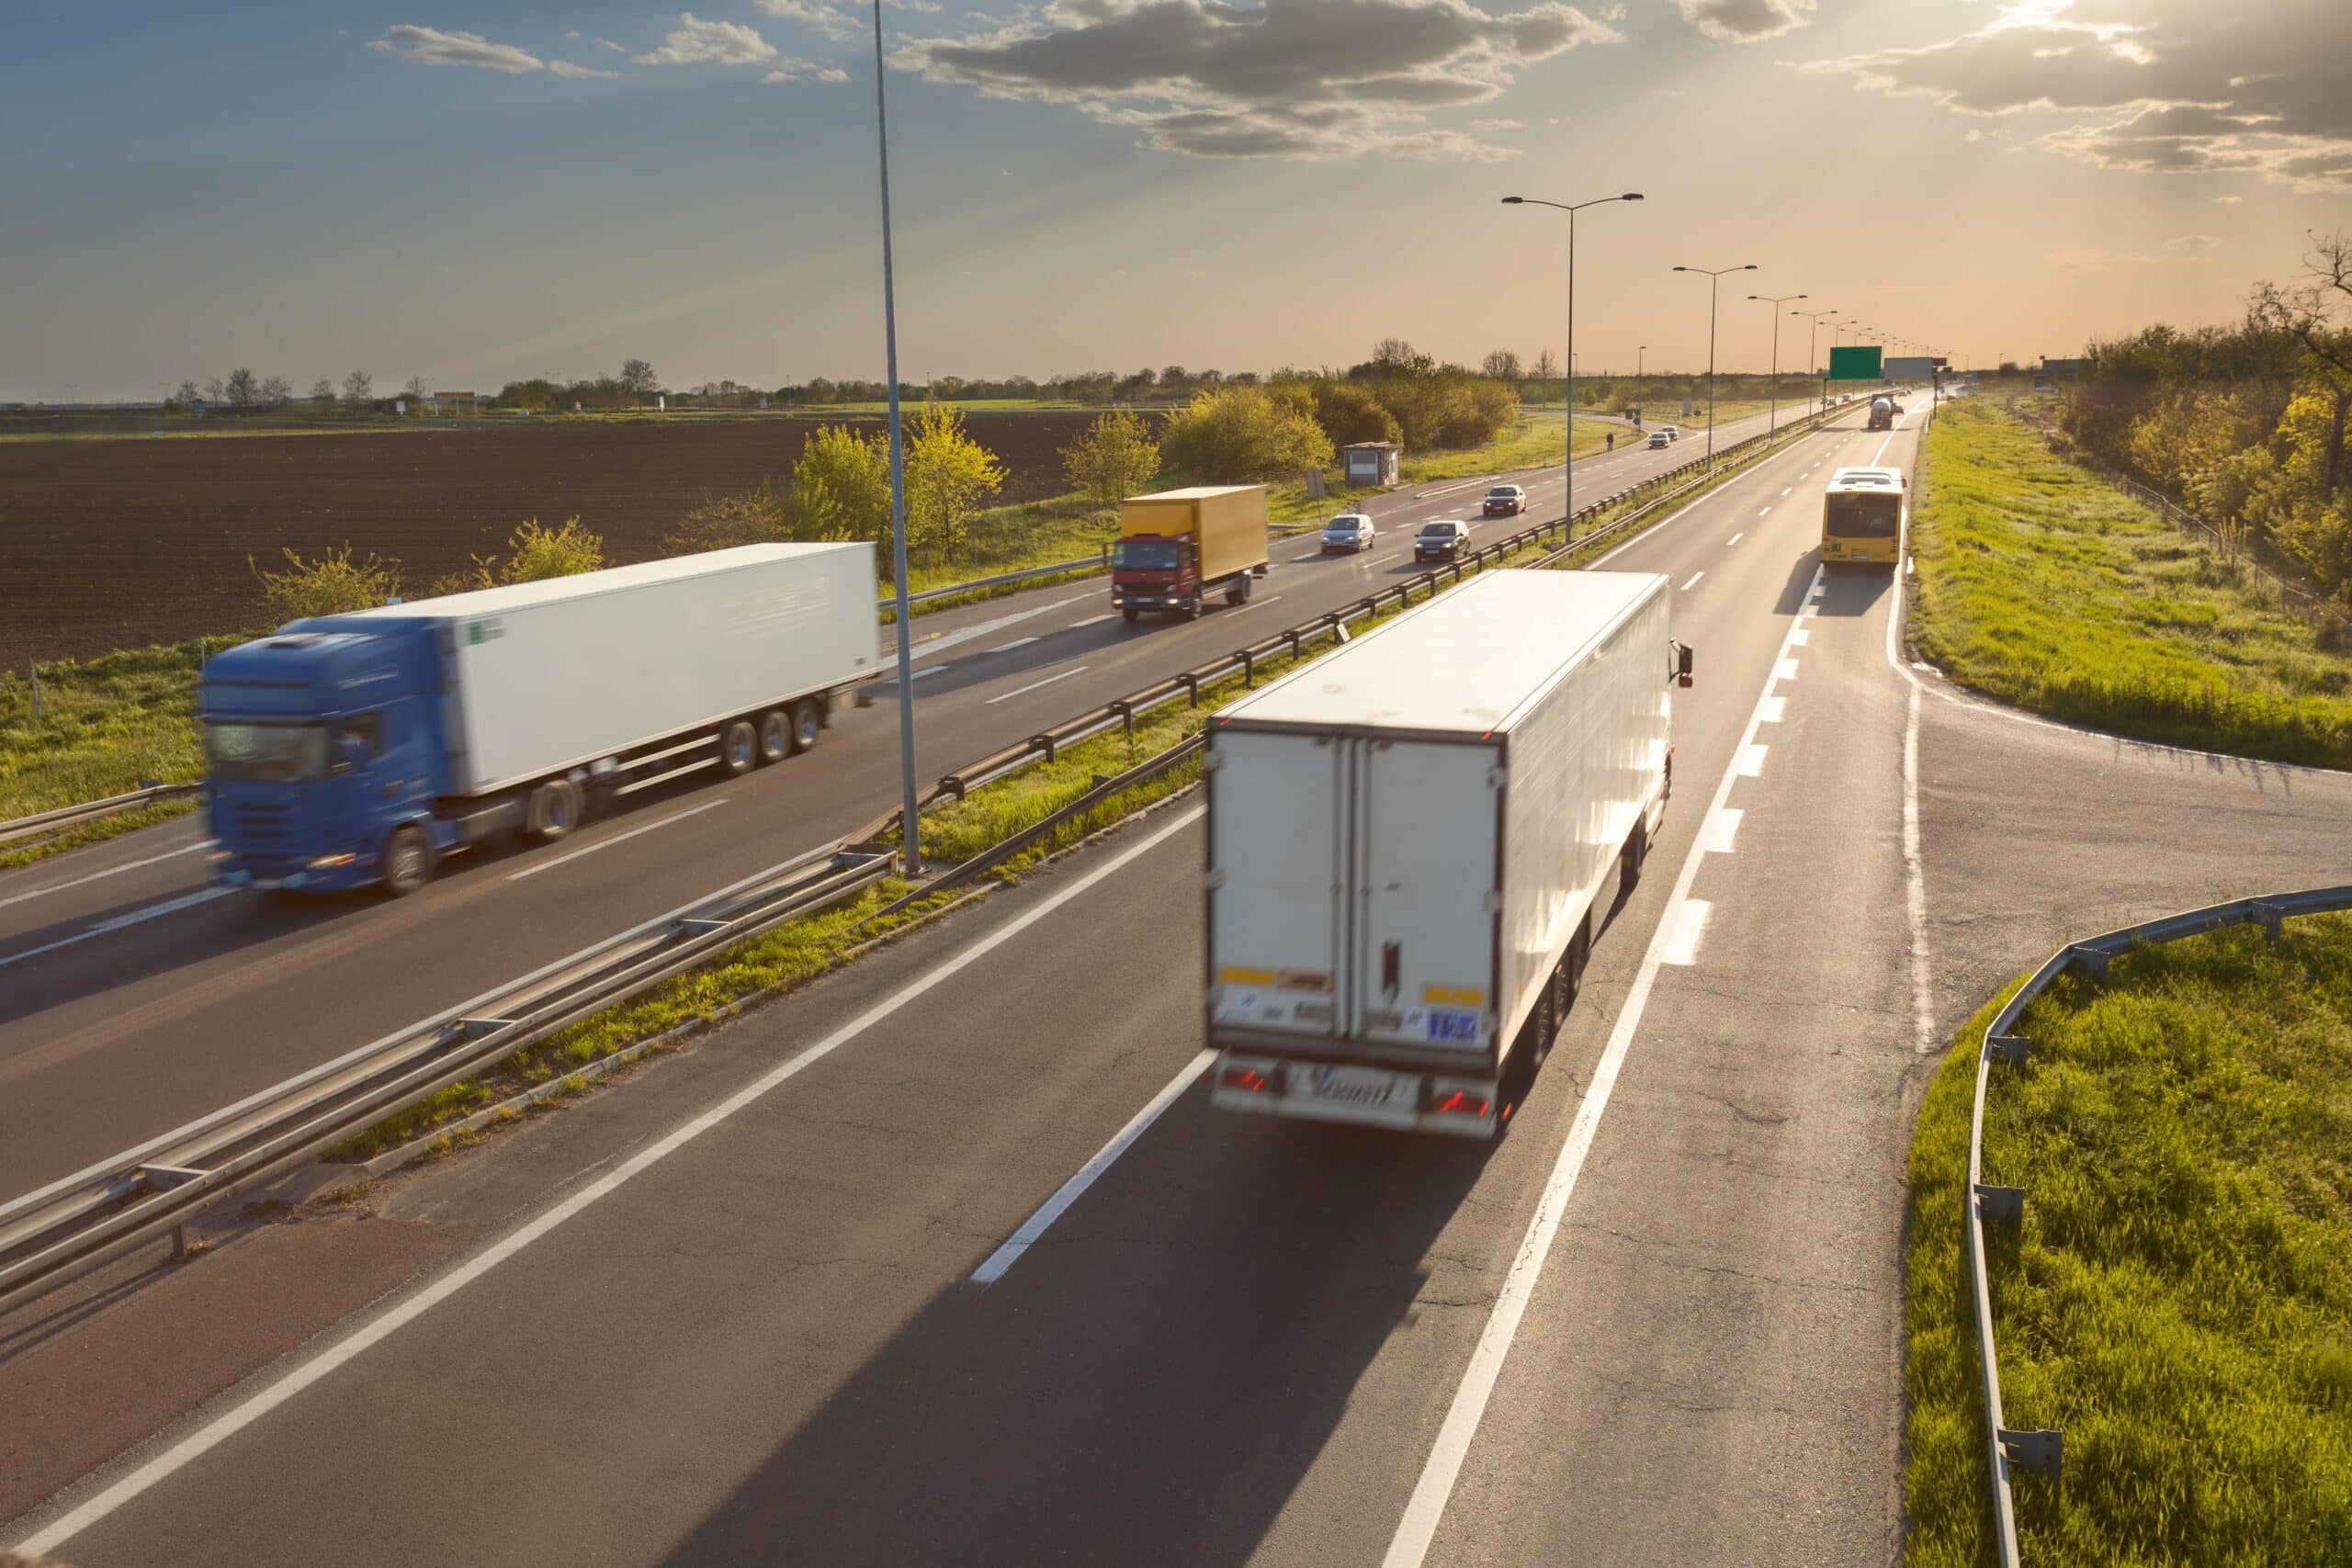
[1219,569,1665,736]
[338,542,871,622]
[1132,485,1262,502]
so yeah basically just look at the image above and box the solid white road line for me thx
[1381,567,1826,1568]
[1789,628,1810,647]
[506,800,728,882]
[13,805,1209,1559]
[1724,532,1745,547]
[969,1048,1216,1285]
[1659,900,1712,966]
[1758,695,1787,723]
[1775,657,1801,682]
[1067,613,1119,629]
[1700,807,1743,854]
[1735,744,1767,777]
[0,886,236,973]
[0,838,216,912]
[985,666,1088,705]
[983,637,1041,655]
[1679,572,1705,592]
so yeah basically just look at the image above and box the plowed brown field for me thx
[1,413,1109,665]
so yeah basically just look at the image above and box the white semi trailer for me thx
[1204,570,1690,1137]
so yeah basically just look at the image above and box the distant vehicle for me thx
[202,545,879,897]
[1867,395,1894,431]
[1111,484,1272,622]
[1204,570,1690,1137]
[1482,484,1527,517]
[1647,428,1671,449]
[1414,521,1471,562]
[1657,424,1681,441]
[1320,513,1375,553]
[1822,465,1906,569]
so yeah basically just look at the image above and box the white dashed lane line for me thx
[1725,532,1745,547]
[986,666,1089,705]
[1679,571,1704,591]
[1067,613,1119,629]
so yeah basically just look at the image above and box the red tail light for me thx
[1221,1067,1273,1093]
[1430,1090,1490,1118]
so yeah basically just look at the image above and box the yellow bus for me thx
[1821,466,1905,568]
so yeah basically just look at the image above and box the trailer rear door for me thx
[1207,728,1342,1039]
[1348,739,1501,1053]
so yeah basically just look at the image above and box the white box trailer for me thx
[1204,570,1681,1137]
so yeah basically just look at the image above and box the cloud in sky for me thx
[548,60,624,80]
[368,25,545,73]
[1669,0,1814,44]
[2163,233,2222,251]
[758,0,866,43]
[763,59,854,83]
[637,13,779,65]
[1810,0,2352,191]
[894,0,1619,161]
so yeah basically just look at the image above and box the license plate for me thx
[1304,1065,1405,1108]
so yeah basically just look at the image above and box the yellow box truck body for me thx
[1112,485,1271,622]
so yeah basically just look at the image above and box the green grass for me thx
[1904,917,2352,1566]
[1909,398,2352,768]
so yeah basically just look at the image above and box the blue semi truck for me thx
[201,543,879,896]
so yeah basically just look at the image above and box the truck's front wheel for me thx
[526,777,582,842]
[719,719,759,777]
[383,824,435,897]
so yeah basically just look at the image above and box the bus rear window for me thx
[1826,492,1901,537]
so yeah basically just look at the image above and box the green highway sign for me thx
[1828,345,1883,381]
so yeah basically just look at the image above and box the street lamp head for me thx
[1621,192,1644,201]
[1501,196,1524,204]
[1741,264,1758,271]
[1672,265,1689,272]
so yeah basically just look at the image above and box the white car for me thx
[1320,513,1375,553]
[1646,428,1671,449]
[1657,424,1680,441]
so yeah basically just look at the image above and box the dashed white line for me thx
[1788,628,1810,647]
[983,637,1041,654]
[0,838,217,912]
[0,886,237,972]
[1758,695,1788,723]
[1758,507,1771,517]
[986,665,1089,705]
[1700,807,1743,854]
[1735,743,1767,777]
[1780,488,1792,497]
[909,591,1095,663]
[1724,532,1745,547]
[879,665,950,687]
[1068,613,1119,629]
[1679,572,1705,592]
[1659,900,1712,966]
[507,800,729,882]
[1775,657,1800,682]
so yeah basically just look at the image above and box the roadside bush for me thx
[428,517,605,594]
[790,423,893,548]
[1308,379,1403,448]
[906,399,1008,563]
[251,545,402,624]
[1061,409,1160,518]
[663,487,789,556]
[1161,386,1335,481]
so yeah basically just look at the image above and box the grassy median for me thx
[1904,916,2352,1565]
[1908,397,2352,767]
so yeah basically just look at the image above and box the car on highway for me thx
[1319,513,1375,553]
[1657,424,1680,441]
[1646,428,1671,449]
[1481,484,1527,517]
[1414,520,1472,562]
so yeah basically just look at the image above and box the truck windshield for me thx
[1825,492,1901,537]
[1114,539,1183,570]
[205,721,329,783]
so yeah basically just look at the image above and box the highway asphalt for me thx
[0,400,1810,1205]
[9,400,2350,1563]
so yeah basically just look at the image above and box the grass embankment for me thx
[1909,397,2352,767]
[1904,917,2352,1565]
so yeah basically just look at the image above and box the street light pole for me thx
[1793,307,1837,414]
[1503,191,1642,535]
[872,0,921,873]
[1636,344,1645,420]
[1746,291,1805,436]
[1673,262,1757,466]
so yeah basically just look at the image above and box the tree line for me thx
[2059,231,2352,605]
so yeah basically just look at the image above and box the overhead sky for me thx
[6,0,2348,400]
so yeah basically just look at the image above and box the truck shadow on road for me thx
[656,1097,1493,1567]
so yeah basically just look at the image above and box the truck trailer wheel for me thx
[1227,576,1250,607]
[720,719,759,777]
[526,777,582,842]
[789,698,822,755]
[383,824,435,897]
[758,709,793,763]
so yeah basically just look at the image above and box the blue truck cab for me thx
[201,620,450,894]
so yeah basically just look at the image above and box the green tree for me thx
[224,367,257,408]
[1061,409,1161,517]
[1161,386,1335,481]
[251,545,402,623]
[664,486,788,556]
[791,423,893,551]
[1309,379,1403,447]
[499,517,605,581]
[904,399,1006,562]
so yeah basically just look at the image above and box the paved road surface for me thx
[0,402,1802,1203]
[14,398,2345,1566]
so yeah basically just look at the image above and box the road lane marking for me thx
[1781,488,1792,497]
[0,886,236,973]
[1758,695,1787,723]
[983,637,1040,654]
[12,804,1209,1560]
[1381,566,1827,1568]
[909,591,1095,663]
[970,1049,1216,1284]
[985,666,1088,705]
[879,665,949,686]
[1724,532,1745,547]
[1700,807,1743,854]
[1068,613,1118,628]
[0,839,217,912]
[1679,572,1704,591]
[1735,744,1767,776]
[1659,900,1711,966]
[1239,594,1284,610]
[1775,657,1800,682]
[506,800,728,882]
[1758,507,1771,516]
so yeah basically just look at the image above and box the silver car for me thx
[1320,513,1375,553]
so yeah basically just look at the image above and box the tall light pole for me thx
[1503,191,1643,533]
[1747,290,1804,436]
[1793,307,1837,410]
[872,0,921,872]
[1635,344,1645,420]
[1672,262,1757,465]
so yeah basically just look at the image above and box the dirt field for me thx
[0,413,1116,665]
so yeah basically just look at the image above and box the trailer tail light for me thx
[1429,1089,1491,1119]
[1221,1066,1274,1094]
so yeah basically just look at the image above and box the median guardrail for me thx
[0,400,1850,1322]
[0,783,200,850]
[1962,886,2352,1566]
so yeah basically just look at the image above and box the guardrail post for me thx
[2252,901,2284,942]
[2065,944,2112,982]
[1975,1182,2025,1224]
[1035,732,1057,763]
[1111,698,1133,736]
[1988,1033,2030,1065]
[1999,1427,2063,1479]
[1238,649,1255,687]
[1182,672,1200,707]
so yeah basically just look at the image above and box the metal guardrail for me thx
[899,551,1106,606]
[0,400,1845,1322]
[1963,886,2352,1566]
[0,783,198,849]
[0,847,895,1319]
